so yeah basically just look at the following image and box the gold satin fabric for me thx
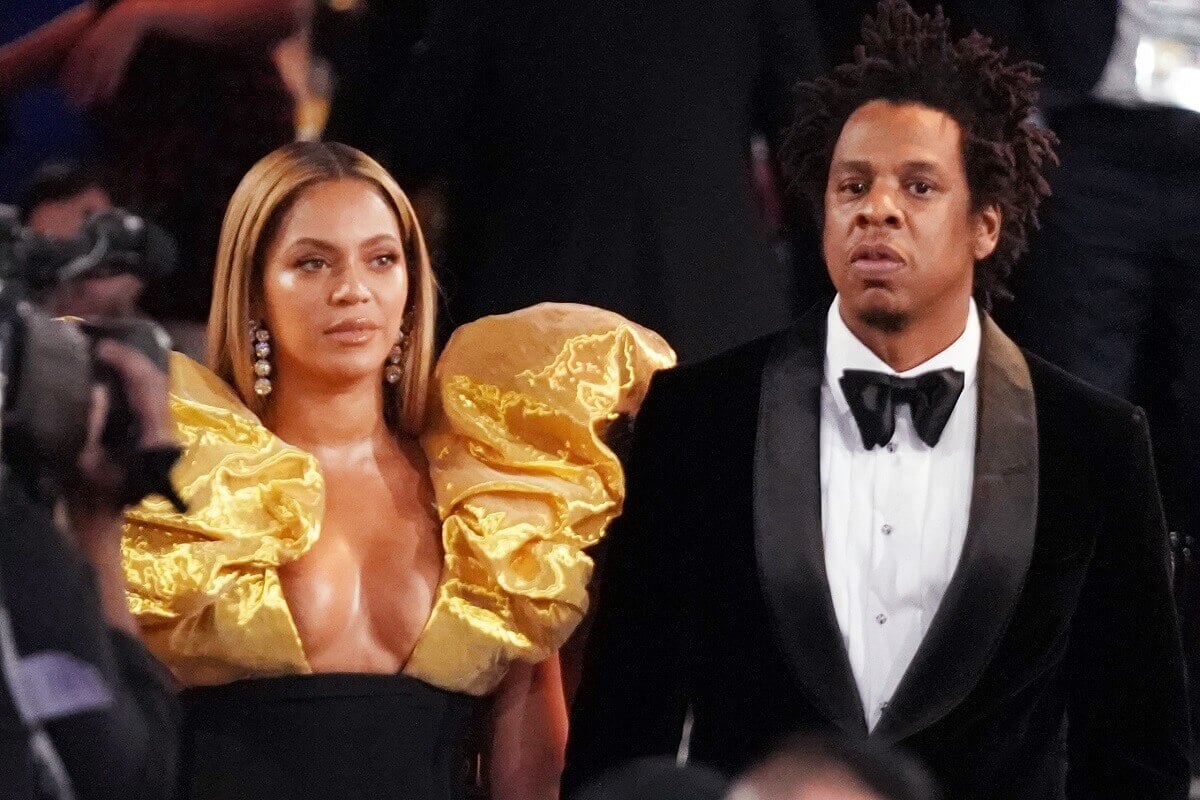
[123,303,674,695]
[123,353,322,684]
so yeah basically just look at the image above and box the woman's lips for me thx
[323,319,380,344]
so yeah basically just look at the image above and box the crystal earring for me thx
[384,329,406,385]
[251,322,273,396]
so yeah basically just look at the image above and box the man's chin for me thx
[841,290,910,334]
[859,307,909,333]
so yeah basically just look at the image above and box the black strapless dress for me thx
[177,673,477,800]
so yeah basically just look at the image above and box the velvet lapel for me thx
[753,307,868,736]
[873,314,1039,744]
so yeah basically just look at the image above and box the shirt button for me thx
[881,524,893,536]
[875,613,887,625]
[885,442,898,453]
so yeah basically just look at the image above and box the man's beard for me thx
[858,307,909,333]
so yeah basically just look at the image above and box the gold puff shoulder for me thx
[122,303,675,694]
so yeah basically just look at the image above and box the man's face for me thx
[30,186,144,318]
[26,186,112,238]
[822,100,999,332]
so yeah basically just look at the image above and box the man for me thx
[19,159,111,238]
[726,736,941,800]
[563,3,1189,798]
[0,332,179,799]
[18,159,145,321]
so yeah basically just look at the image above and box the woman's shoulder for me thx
[122,352,322,686]
[405,303,675,695]
[432,302,676,419]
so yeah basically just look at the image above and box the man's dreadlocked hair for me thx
[781,0,1058,309]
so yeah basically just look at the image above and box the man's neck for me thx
[837,296,973,373]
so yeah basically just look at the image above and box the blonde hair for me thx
[207,141,437,437]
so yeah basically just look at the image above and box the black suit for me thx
[403,0,824,362]
[564,306,1189,799]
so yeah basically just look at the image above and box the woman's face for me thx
[258,178,409,390]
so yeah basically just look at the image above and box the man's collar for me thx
[824,295,981,417]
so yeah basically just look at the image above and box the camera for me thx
[0,204,182,507]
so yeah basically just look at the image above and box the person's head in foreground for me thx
[572,757,728,800]
[782,0,1056,346]
[725,736,942,800]
[207,140,438,435]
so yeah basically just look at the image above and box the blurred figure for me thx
[17,158,143,320]
[725,737,940,800]
[571,758,727,800]
[0,0,305,334]
[0,318,181,799]
[18,158,110,238]
[952,0,1200,752]
[402,0,826,363]
[0,0,97,205]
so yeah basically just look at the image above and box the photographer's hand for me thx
[67,340,175,635]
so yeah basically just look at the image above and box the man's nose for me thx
[856,183,902,228]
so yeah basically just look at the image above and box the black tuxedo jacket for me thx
[564,307,1189,799]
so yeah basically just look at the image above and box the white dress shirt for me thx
[820,297,979,730]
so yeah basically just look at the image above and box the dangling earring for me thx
[384,327,406,385]
[251,322,273,396]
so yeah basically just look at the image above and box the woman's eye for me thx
[297,257,326,272]
[370,252,398,269]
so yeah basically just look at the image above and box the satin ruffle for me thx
[123,353,321,684]
[123,303,674,695]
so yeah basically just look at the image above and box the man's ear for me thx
[973,205,1002,261]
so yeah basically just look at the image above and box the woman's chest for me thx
[278,464,443,672]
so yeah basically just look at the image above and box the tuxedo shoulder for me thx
[647,328,782,398]
[1022,349,1148,434]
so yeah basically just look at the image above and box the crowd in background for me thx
[1,0,1198,797]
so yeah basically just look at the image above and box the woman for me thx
[122,141,674,799]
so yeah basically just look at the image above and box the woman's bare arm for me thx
[488,655,569,800]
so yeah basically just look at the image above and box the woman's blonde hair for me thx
[207,141,437,437]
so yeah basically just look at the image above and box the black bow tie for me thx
[839,368,965,450]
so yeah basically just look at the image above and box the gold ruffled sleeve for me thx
[122,353,322,685]
[406,303,675,695]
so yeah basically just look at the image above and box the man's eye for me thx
[910,181,933,196]
[842,181,867,195]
